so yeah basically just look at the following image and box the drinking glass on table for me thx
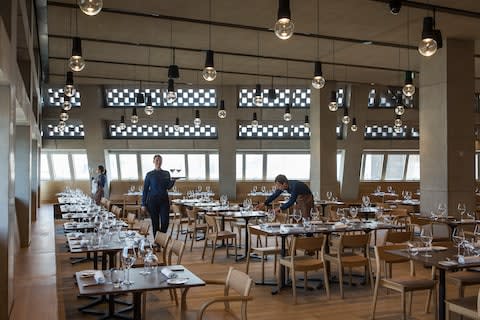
[310,207,320,221]
[138,238,152,275]
[387,186,393,193]
[111,269,124,288]
[121,246,136,285]
[437,203,447,218]
[303,217,312,230]
[349,207,358,220]
[420,228,433,257]
[261,185,267,193]
[326,191,333,201]
[129,185,135,193]
[362,195,370,208]
[138,185,143,193]
[452,228,465,257]
[457,202,466,220]
[407,241,419,256]
[292,209,302,225]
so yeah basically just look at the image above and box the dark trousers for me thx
[146,196,170,235]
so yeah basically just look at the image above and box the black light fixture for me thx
[328,90,338,111]
[62,95,72,111]
[144,95,154,115]
[174,117,180,131]
[350,117,358,132]
[119,115,126,130]
[268,77,277,100]
[130,108,139,124]
[304,115,310,128]
[418,16,437,57]
[136,91,145,105]
[64,71,76,97]
[388,0,401,15]
[402,71,415,97]
[342,106,350,125]
[312,61,325,89]
[59,110,69,122]
[217,100,226,119]
[203,50,217,81]
[394,114,403,127]
[69,37,86,72]
[168,65,180,79]
[254,84,263,106]
[166,79,177,103]
[78,0,103,16]
[251,112,259,127]
[274,0,294,40]
[283,105,292,121]
[193,109,201,126]
[395,93,405,116]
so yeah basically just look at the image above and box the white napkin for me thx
[161,267,178,279]
[334,222,347,228]
[94,271,106,284]
[458,255,480,264]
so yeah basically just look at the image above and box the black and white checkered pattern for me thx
[238,88,311,108]
[42,123,84,138]
[46,88,81,107]
[107,123,218,138]
[364,125,419,139]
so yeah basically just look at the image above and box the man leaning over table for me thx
[256,174,313,218]
[141,154,176,235]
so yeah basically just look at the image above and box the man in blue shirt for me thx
[141,155,176,235]
[256,174,313,218]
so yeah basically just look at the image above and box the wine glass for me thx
[121,246,136,285]
[261,185,267,193]
[175,168,181,175]
[407,241,419,257]
[362,195,371,208]
[420,228,433,257]
[138,185,143,193]
[111,269,124,288]
[129,185,135,193]
[169,168,175,175]
[138,238,152,275]
[206,185,211,193]
[292,209,302,225]
[326,191,333,201]
[302,217,312,230]
[376,185,381,193]
[452,228,465,257]
[349,207,358,220]
[252,185,257,193]
[197,185,202,193]
[387,186,393,193]
[437,203,447,218]
[310,208,320,221]
[336,208,346,223]
[457,202,466,220]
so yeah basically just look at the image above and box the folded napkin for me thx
[458,255,480,264]
[461,219,476,222]
[160,267,178,279]
[334,222,347,228]
[94,271,106,284]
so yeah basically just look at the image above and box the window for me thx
[108,154,119,180]
[187,154,206,180]
[162,154,186,178]
[406,154,420,180]
[337,151,344,182]
[118,154,138,180]
[209,154,219,180]
[361,154,384,181]
[50,154,71,179]
[236,154,243,180]
[71,154,89,180]
[384,154,407,180]
[140,154,156,179]
[40,154,50,180]
[266,154,310,180]
[244,154,263,180]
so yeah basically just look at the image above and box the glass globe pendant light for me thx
[69,37,86,72]
[119,115,126,130]
[251,112,259,127]
[166,79,177,103]
[283,105,292,121]
[130,108,139,124]
[78,0,103,16]
[202,50,217,81]
[64,72,76,98]
[304,115,310,129]
[402,71,415,97]
[328,90,338,111]
[217,100,227,119]
[274,0,294,40]
[342,107,350,124]
[174,117,181,132]
[254,84,263,106]
[62,96,72,111]
[312,61,325,89]
[58,121,66,131]
[144,96,154,116]
[350,117,358,132]
[418,17,437,57]
[59,111,69,122]
[193,110,202,127]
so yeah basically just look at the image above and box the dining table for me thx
[76,265,205,320]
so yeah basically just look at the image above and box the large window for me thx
[361,152,420,181]
[266,154,310,180]
[187,154,206,180]
[40,154,50,180]
[118,154,138,180]
[41,151,90,181]
[71,154,90,180]
[244,154,263,180]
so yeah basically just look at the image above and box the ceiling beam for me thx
[34,0,49,81]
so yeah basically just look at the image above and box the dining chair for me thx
[167,238,186,306]
[184,207,208,251]
[324,232,373,299]
[153,231,171,266]
[382,230,414,279]
[277,235,330,304]
[170,204,189,239]
[447,269,480,298]
[197,267,254,320]
[202,214,238,264]
[246,225,280,284]
[445,288,480,320]
[371,244,436,320]
[110,205,123,219]
[122,194,141,219]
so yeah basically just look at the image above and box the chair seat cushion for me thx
[446,296,478,314]
[280,255,324,270]
[382,276,435,291]
[252,246,280,255]
[447,270,480,285]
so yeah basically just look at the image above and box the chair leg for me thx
[201,238,208,260]
[371,277,380,320]
[323,266,330,299]
[339,265,344,299]
[407,291,412,315]
[261,253,265,283]
[190,230,195,251]
[445,303,450,320]
[234,237,238,260]
[211,237,217,264]
[401,292,406,320]
[425,288,432,313]
[291,268,297,304]
[273,254,277,276]
[246,249,251,274]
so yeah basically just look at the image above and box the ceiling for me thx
[43,0,480,89]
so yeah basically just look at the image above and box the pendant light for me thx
[274,0,294,40]
[394,114,403,127]
[193,110,201,127]
[304,115,310,128]
[119,115,126,130]
[69,37,86,72]
[395,93,405,115]
[174,117,181,131]
[64,71,76,97]
[432,9,443,50]
[136,90,145,105]
[402,71,415,97]
[166,79,177,103]
[217,100,226,119]
[350,117,358,132]
[283,105,292,121]
[418,16,437,57]
[311,1,325,89]
[58,121,66,132]
[328,90,338,111]
[389,0,401,15]
[268,77,277,100]
[254,84,263,106]
[251,112,259,127]
[130,108,139,124]
[168,24,180,79]
[342,106,350,124]
[78,0,103,16]
[144,95,154,115]
[203,0,216,81]
[59,110,69,122]
[62,95,72,111]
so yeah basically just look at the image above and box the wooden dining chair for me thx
[246,225,280,284]
[445,288,480,320]
[371,244,436,320]
[185,207,208,251]
[382,230,414,279]
[170,204,189,239]
[202,214,238,264]
[277,235,330,304]
[122,194,141,219]
[197,267,254,320]
[167,239,186,306]
[153,231,171,266]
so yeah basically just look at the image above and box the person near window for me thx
[141,154,176,235]
[256,174,313,218]
[93,165,107,205]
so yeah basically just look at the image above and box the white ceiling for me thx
[45,0,480,89]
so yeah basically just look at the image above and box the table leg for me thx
[133,292,142,320]
[180,287,190,312]
[272,235,286,295]
[438,269,446,320]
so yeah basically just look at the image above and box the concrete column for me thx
[15,125,32,247]
[310,84,338,198]
[31,140,38,219]
[420,38,475,215]
[217,85,237,199]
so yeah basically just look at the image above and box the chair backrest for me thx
[389,208,408,217]
[385,230,413,244]
[154,231,171,264]
[168,239,186,265]
[111,205,122,218]
[171,203,187,218]
[290,235,326,257]
[186,207,200,224]
[374,244,413,278]
[339,233,370,250]
[127,212,136,224]
[225,267,254,298]
[139,220,150,236]
[204,214,219,233]
[123,194,139,206]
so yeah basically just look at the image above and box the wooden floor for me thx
[12,205,479,320]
